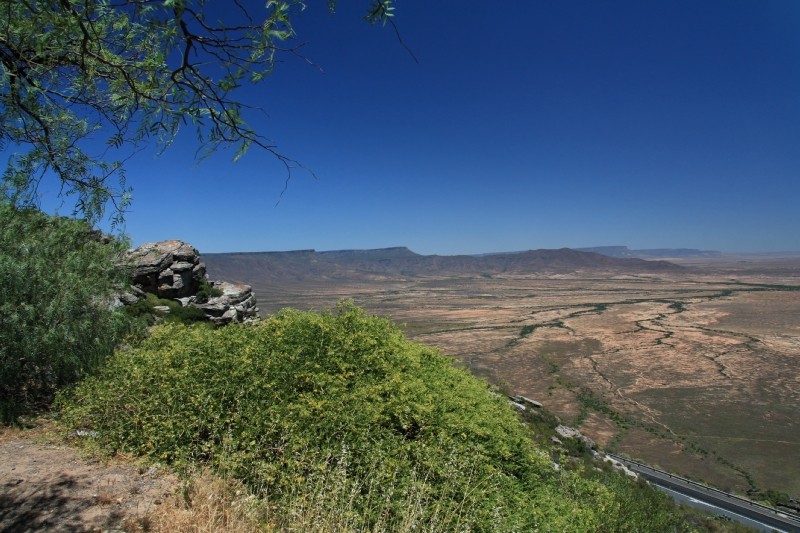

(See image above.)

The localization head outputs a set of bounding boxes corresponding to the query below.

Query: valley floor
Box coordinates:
[242,262,800,502]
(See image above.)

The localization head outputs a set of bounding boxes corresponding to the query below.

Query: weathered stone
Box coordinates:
[127,240,205,299]
[233,295,257,313]
[517,396,543,409]
[171,261,194,272]
[210,308,239,326]
[509,401,526,412]
[158,272,186,298]
[128,285,146,299]
[196,280,259,324]
[176,296,196,307]
[242,311,261,324]
[124,239,259,325]
[211,281,253,305]
[555,425,596,450]
[171,244,197,262]
[603,456,638,478]
[555,425,581,440]
[195,302,228,317]
[175,270,192,292]
[118,292,140,306]
[192,262,207,277]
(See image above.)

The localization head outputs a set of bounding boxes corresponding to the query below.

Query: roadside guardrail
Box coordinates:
[606,452,800,532]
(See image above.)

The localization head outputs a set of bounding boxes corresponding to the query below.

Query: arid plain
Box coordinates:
[207,252,800,502]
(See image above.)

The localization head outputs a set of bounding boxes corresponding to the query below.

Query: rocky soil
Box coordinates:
[0,422,176,533]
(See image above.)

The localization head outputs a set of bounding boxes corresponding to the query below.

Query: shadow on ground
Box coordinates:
[1,471,126,532]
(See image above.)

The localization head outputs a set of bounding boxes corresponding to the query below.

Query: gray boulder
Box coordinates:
[195,281,259,325]
[127,240,206,299]
[555,425,596,450]
[124,240,259,325]
[509,395,543,409]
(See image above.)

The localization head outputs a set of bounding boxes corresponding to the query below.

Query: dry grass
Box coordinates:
[131,454,486,533]
[129,470,262,533]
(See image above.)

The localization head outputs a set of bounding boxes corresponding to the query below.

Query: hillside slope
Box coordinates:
[58,305,690,531]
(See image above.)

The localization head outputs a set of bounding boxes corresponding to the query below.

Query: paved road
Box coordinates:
[606,453,800,533]
[658,485,787,533]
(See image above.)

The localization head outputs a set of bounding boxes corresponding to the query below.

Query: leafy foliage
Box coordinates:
[0,201,139,423]
[60,302,690,531]
[195,279,223,303]
[122,293,209,326]
[0,0,396,223]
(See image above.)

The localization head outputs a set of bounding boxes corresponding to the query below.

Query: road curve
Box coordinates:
[606,453,800,533]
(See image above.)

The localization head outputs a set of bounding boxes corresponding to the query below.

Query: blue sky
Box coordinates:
[48,1,800,254]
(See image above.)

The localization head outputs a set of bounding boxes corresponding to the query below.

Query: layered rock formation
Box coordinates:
[193,281,259,326]
[128,240,206,299]
[125,240,258,325]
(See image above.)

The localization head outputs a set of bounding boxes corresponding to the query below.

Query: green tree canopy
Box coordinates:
[0,0,396,223]
[0,200,137,423]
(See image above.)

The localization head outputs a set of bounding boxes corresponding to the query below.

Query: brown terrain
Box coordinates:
[0,422,176,532]
[205,247,800,501]
[2,248,797,531]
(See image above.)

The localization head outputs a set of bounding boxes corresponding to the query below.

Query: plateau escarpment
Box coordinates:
[203,246,682,284]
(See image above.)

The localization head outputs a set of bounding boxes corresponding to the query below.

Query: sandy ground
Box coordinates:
[0,422,176,533]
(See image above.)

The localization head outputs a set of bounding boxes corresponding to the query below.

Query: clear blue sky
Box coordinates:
[58,1,800,254]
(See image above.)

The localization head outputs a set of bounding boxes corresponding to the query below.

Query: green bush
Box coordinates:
[60,303,689,531]
[123,293,209,325]
[166,302,209,324]
[0,202,139,423]
[195,279,223,303]
[121,293,161,323]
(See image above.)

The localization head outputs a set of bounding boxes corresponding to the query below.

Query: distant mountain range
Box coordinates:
[203,247,681,284]
[575,246,723,258]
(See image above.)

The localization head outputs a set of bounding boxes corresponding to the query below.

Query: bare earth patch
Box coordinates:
[0,423,176,533]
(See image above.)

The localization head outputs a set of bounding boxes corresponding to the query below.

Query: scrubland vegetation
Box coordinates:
[0,203,139,423]
[58,304,688,531]
[1,202,732,531]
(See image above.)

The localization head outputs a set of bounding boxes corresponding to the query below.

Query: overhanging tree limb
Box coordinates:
[0,0,398,223]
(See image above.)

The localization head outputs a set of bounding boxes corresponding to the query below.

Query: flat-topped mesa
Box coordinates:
[125,240,258,325]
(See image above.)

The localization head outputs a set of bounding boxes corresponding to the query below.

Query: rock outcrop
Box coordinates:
[127,240,206,299]
[602,456,638,478]
[125,240,259,325]
[193,281,259,326]
[510,395,543,409]
[555,424,597,451]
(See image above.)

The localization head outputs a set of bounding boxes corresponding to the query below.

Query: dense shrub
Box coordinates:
[123,293,209,325]
[60,303,688,531]
[0,202,139,423]
[195,279,223,303]
[166,303,209,323]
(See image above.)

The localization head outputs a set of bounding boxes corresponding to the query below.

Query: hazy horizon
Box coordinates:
[21,1,800,256]
[199,243,800,257]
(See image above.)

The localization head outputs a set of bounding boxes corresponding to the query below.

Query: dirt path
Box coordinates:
[0,422,176,533]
